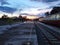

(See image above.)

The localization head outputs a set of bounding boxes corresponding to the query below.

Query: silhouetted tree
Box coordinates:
[45,12,50,16]
[19,15,22,19]
[50,7,60,14]
[19,15,23,21]
[2,14,8,18]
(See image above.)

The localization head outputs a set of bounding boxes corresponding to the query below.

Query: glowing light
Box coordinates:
[26,15,38,19]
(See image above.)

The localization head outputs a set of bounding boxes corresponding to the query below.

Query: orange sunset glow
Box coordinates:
[26,15,38,19]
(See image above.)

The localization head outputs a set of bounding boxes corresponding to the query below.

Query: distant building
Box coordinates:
[50,13,60,20]
[44,13,60,20]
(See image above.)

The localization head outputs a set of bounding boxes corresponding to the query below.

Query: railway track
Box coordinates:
[34,22,60,45]
[0,22,38,45]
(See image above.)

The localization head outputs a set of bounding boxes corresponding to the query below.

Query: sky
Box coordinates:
[3,0,60,9]
[0,0,60,17]
[4,0,49,9]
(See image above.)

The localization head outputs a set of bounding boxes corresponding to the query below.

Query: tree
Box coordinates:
[50,7,60,14]
[19,15,22,19]
[2,14,8,18]
[19,15,23,22]
[45,12,50,16]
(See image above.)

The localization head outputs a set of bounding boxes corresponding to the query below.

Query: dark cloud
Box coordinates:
[30,0,40,2]
[58,3,60,5]
[0,0,10,5]
[30,0,58,2]
[0,6,16,13]
[42,0,58,2]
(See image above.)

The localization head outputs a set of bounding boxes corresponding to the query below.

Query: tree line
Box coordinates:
[45,7,60,16]
[0,14,27,25]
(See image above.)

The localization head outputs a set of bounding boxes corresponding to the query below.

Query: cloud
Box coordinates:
[30,0,58,2]
[20,8,52,15]
[47,0,60,8]
[0,0,60,17]
[43,0,58,2]
[0,0,10,5]
[0,0,60,9]
[30,0,60,8]
[3,0,49,9]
